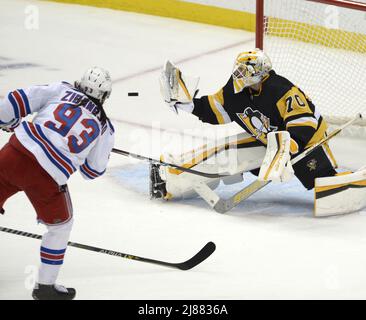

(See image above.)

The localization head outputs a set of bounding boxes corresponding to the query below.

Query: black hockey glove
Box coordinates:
[1,118,21,132]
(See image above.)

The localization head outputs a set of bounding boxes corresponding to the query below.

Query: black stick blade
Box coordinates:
[175,242,216,271]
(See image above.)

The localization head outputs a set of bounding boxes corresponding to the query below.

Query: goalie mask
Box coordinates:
[75,67,112,104]
[232,50,272,94]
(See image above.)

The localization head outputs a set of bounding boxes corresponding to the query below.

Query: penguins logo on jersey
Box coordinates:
[236,107,278,145]
[307,159,318,171]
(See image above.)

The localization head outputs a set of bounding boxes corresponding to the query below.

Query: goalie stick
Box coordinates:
[112,148,230,179]
[0,226,216,271]
[195,113,363,214]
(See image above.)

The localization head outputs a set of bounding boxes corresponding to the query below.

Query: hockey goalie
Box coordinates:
[153,49,366,217]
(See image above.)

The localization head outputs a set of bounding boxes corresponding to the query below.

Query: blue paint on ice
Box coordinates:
[110,163,314,216]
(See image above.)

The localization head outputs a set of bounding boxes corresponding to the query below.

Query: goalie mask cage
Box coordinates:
[255,0,366,130]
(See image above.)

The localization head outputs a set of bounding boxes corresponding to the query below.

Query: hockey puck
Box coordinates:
[128,92,139,97]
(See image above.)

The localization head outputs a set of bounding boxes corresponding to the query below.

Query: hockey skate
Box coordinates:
[32,283,76,300]
[149,163,167,199]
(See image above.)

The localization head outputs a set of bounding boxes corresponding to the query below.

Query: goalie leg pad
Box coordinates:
[314,168,366,217]
[160,133,266,200]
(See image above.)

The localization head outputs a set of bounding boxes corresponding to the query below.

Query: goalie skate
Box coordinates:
[149,163,168,199]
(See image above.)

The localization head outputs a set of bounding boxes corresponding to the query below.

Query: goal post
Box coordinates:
[255,0,366,129]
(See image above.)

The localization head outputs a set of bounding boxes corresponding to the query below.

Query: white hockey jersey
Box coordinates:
[0,82,115,186]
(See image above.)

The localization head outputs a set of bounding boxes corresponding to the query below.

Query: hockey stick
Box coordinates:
[201,113,363,214]
[112,148,229,179]
[0,226,216,271]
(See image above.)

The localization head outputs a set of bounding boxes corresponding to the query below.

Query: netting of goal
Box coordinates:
[256,0,366,133]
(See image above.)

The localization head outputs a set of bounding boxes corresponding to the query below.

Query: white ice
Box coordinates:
[0,0,366,300]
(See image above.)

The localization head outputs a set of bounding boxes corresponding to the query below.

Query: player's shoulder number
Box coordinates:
[285,91,307,113]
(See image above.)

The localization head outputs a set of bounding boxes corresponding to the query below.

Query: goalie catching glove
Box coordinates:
[159,60,200,114]
[258,131,294,183]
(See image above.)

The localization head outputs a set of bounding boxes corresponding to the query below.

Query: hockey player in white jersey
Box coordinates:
[0,67,115,300]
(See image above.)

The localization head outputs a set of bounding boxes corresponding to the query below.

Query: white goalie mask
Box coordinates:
[76,67,112,104]
[232,49,272,93]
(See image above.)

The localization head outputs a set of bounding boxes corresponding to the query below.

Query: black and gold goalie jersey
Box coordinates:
[192,70,328,155]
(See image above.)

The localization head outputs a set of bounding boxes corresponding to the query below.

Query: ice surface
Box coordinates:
[0,0,366,300]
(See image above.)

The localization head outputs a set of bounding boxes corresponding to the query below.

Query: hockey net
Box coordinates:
[256,0,366,136]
